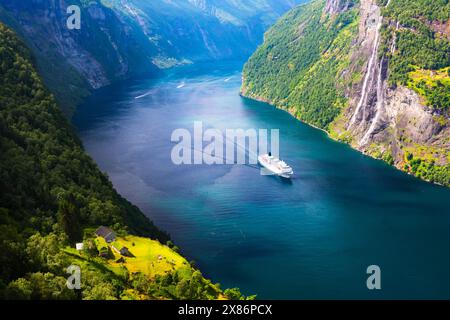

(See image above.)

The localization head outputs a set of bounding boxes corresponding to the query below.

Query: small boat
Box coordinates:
[177,82,185,89]
[258,153,294,179]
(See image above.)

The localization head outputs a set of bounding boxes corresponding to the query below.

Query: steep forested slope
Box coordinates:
[0,21,166,240]
[0,20,161,292]
[0,0,304,116]
[0,23,248,300]
[379,0,449,112]
[242,0,450,186]
[242,0,359,128]
[0,0,160,115]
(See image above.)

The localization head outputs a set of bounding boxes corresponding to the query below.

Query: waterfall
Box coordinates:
[360,56,384,145]
[390,21,400,54]
[348,0,393,130]
[348,18,383,128]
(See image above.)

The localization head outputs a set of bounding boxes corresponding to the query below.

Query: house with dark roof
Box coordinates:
[112,245,134,257]
[95,226,116,243]
[119,247,133,257]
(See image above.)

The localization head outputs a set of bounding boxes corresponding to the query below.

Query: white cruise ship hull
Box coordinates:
[258,155,294,179]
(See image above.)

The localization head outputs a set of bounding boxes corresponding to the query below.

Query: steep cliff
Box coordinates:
[0,0,160,115]
[0,0,304,116]
[242,0,450,186]
[1,22,249,301]
[324,0,354,15]
[0,21,167,289]
[339,0,450,186]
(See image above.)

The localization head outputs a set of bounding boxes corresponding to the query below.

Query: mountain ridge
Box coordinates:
[0,0,305,116]
[242,0,450,186]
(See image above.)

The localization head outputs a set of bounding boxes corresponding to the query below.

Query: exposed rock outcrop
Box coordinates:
[0,0,158,114]
[341,0,449,176]
[324,0,354,15]
[0,0,303,115]
[242,0,449,185]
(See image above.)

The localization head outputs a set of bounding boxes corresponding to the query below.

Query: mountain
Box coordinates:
[0,22,250,300]
[242,0,450,186]
[0,0,304,116]
[113,0,303,62]
[0,0,160,115]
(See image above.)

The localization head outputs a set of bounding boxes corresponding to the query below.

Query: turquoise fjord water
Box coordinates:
[74,61,450,299]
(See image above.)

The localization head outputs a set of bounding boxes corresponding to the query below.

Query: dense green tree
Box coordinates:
[6,273,77,300]
[0,23,169,299]
[82,239,99,258]
[242,0,359,130]
[0,22,169,241]
[224,288,245,300]
[0,222,27,284]
[57,194,82,245]
[379,0,450,113]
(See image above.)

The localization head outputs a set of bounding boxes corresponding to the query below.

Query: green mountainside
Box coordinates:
[0,23,248,300]
[242,0,450,186]
[242,0,359,129]
[379,0,450,112]
[0,0,160,115]
[0,0,304,116]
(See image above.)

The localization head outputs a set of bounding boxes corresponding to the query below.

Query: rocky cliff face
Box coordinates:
[0,0,159,115]
[324,0,353,15]
[0,0,304,116]
[116,0,305,61]
[242,0,450,186]
[336,0,449,180]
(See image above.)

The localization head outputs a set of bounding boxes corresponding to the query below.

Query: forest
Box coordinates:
[242,0,449,186]
[379,0,450,113]
[0,23,248,300]
[242,0,360,130]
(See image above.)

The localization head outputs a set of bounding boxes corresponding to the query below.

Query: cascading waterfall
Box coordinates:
[390,21,400,54]
[348,18,383,128]
[360,56,384,145]
[348,0,392,130]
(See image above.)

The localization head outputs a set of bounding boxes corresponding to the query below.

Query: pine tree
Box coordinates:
[57,194,82,245]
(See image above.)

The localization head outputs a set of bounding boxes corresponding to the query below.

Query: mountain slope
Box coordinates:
[0,17,167,272]
[0,0,161,115]
[0,22,242,300]
[117,0,304,61]
[0,0,304,116]
[242,0,450,186]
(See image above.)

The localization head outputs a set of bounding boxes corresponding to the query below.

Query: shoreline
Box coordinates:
[239,89,448,189]
[239,91,330,135]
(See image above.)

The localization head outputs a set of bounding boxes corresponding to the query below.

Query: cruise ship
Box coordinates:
[258,153,294,179]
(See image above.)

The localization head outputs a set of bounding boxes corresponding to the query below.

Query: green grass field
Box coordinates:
[65,235,192,281]
[107,235,190,279]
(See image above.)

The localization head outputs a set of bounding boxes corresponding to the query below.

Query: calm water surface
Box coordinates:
[74,62,450,299]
